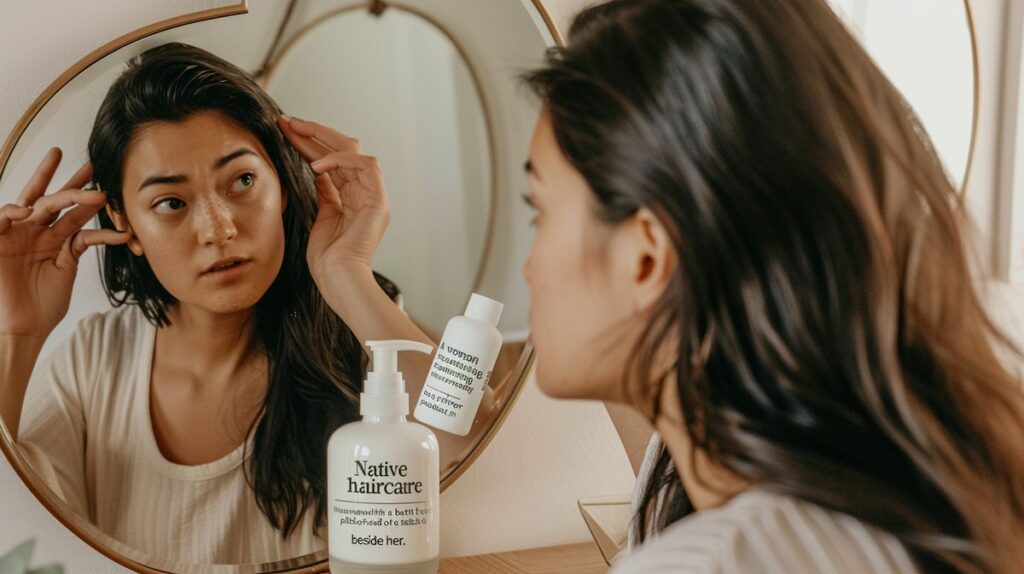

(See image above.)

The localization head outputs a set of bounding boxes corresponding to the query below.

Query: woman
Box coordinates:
[520,0,1024,573]
[0,43,435,564]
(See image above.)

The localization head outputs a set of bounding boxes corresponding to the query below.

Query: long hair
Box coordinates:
[525,1,1024,572]
[88,42,399,538]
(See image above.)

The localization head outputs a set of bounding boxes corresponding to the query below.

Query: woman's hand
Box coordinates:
[276,116,390,282]
[0,148,130,339]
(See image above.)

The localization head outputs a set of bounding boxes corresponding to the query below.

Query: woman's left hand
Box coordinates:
[277,115,389,280]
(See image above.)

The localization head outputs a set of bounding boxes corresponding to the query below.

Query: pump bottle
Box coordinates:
[328,340,440,574]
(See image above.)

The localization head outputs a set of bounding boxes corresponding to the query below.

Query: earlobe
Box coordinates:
[104,204,144,256]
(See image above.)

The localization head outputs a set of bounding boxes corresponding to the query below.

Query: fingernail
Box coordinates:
[280,114,291,122]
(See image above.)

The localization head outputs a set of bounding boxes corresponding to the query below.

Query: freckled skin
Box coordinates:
[110,111,287,313]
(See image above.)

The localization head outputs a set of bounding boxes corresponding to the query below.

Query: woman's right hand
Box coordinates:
[0,148,130,339]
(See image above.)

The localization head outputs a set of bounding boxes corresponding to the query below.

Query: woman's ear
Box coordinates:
[105,204,144,256]
[626,207,677,313]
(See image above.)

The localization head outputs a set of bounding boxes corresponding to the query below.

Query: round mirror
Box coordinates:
[0,0,559,572]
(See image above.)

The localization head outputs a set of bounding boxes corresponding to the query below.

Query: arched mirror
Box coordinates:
[0,0,559,572]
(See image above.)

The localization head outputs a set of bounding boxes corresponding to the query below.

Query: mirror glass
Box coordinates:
[828,0,976,187]
[0,0,555,571]
[263,7,493,337]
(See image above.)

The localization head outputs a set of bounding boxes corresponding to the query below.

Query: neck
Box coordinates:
[654,376,753,511]
[160,303,259,379]
[363,414,406,423]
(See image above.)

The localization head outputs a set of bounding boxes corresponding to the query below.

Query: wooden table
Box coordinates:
[439,542,609,573]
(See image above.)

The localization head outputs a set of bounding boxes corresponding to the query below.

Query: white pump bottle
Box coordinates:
[328,340,440,574]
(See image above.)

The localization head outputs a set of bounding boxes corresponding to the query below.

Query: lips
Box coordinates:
[202,257,251,275]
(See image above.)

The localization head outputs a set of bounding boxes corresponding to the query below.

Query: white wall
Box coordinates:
[1,0,1022,572]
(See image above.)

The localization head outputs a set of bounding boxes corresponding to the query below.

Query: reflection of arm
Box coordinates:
[0,334,45,443]
[320,262,435,388]
[10,322,94,518]
[319,263,495,455]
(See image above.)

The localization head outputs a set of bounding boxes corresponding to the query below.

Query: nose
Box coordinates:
[194,195,237,246]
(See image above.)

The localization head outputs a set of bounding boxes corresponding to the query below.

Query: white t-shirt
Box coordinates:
[615,485,919,574]
[16,305,325,565]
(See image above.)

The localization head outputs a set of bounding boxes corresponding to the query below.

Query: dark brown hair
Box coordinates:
[525,1,1024,572]
[88,42,399,539]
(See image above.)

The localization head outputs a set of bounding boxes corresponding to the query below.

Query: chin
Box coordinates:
[534,361,601,400]
[196,285,269,315]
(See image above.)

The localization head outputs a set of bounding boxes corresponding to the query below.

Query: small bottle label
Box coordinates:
[417,341,497,422]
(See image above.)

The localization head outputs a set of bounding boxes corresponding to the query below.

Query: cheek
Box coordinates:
[254,194,287,266]
[135,228,193,295]
[528,220,642,403]
[528,226,614,397]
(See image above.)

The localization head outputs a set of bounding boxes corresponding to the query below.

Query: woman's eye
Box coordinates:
[153,197,186,214]
[231,172,256,193]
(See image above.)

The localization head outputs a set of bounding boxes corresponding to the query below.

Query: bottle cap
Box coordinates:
[464,293,503,326]
[361,339,433,417]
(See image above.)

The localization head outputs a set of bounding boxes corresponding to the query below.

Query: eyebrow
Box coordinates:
[524,159,541,181]
[137,148,258,193]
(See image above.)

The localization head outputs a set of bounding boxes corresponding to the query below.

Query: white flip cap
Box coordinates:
[464,293,503,326]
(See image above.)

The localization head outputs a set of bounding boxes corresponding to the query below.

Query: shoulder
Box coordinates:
[67,305,145,350]
[27,306,148,422]
[613,488,919,574]
[42,306,148,375]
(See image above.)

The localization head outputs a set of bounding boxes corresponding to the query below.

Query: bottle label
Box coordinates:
[418,341,496,421]
[329,455,437,564]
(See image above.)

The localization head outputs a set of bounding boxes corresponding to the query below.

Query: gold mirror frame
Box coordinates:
[0,0,977,572]
[0,1,563,572]
[962,0,980,193]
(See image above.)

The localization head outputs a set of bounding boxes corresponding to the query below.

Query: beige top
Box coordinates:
[16,305,324,565]
[616,484,919,574]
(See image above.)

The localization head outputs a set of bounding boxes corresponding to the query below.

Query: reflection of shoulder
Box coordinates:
[34,305,149,414]
[69,305,146,356]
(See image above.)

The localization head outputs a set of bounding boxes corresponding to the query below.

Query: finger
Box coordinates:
[0,204,34,234]
[278,116,332,162]
[16,148,62,207]
[313,173,343,211]
[283,116,360,153]
[56,228,131,271]
[310,152,379,175]
[51,200,108,241]
[311,153,384,190]
[59,161,93,192]
[25,189,105,226]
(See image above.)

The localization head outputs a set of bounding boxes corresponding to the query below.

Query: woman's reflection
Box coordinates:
[0,42,440,565]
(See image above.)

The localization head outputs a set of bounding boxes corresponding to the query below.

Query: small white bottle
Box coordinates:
[414,293,503,436]
[328,340,440,574]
